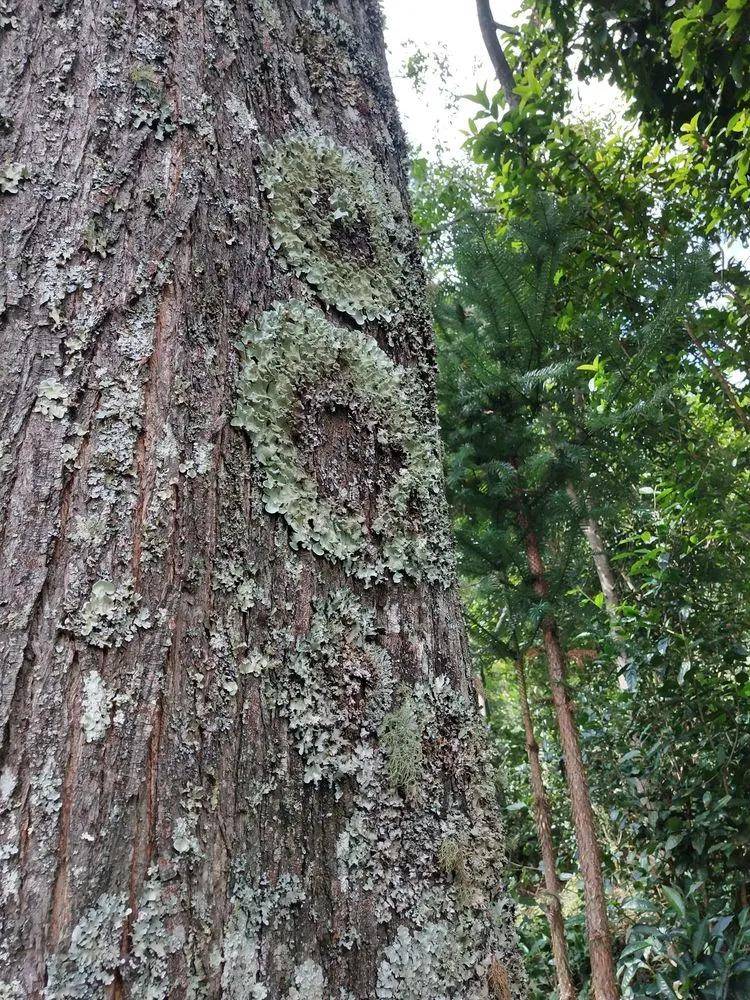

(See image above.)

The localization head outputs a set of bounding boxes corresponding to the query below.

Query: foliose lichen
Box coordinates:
[374,900,514,1000]
[274,589,393,786]
[34,378,69,420]
[66,578,152,648]
[44,894,129,998]
[129,868,183,999]
[232,299,452,584]
[285,958,325,999]
[259,131,407,324]
[172,815,201,857]
[220,873,305,998]
[31,755,62,818]
[0,162,27,194]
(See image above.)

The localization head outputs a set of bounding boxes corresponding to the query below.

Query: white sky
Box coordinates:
[381,0,623,154]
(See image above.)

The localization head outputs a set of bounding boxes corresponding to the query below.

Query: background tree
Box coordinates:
[414,114,750,992]
[483,0,750,233]
[0,2,527,996]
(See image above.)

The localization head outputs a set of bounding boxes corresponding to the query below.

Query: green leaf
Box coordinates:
[663,885,687,920]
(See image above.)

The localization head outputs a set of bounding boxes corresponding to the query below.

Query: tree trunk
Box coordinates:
[516,508,620,1000]
[565,483,630,690]
[0,3,526,997]
[514,655,577,1000]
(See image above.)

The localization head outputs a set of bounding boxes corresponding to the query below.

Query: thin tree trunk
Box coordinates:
[566,483,630,689]
[514,654,578,1000]
[0,4,526,997]
[516,506,620,1000]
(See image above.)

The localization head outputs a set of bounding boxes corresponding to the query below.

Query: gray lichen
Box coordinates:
[66,578,152,648]
[275,589,393,786]
[31,756,62,818]
[129,868,183,1000]
[379,692,424,795]
[232,299,452,584]
[375,902,508,1000]
[80,670,113,743]
[172,815,201,857]
[259,132,407,324]
[0,162,27,194]
[34,378,69,420]
[220,873,305,998]
[44,894,129,998]
[285,959,326,1000]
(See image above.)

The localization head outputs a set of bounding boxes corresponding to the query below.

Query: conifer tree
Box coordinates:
[435,198,714,999]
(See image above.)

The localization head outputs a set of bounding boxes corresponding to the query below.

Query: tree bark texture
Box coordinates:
[517,511,619,1000]
[0,2,526,997]
[513,656,576,1000]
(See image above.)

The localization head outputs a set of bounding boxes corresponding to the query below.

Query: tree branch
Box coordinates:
[476,0,520,109]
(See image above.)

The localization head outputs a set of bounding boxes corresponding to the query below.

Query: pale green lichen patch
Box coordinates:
[220,873,305,997]
[250,596,523,992]
[179,440,213,478]
[259,132,407,324]
[329,669,526,995]
[379,692,424,795]
[0,162,27,194]
[129,868,183,999]
[0,766,16,804]
[376,906,498,1000]
[286,958,326,999]
[44,894,129,999]
[232,299,452,584]
[299,2,382,110]
[239,648,273,677]
[34,378,69,420]
[66,579,152,648]
[80,670,113,743]
[272,589,393,787]
[31,755,62,818]
[172,816,201,857]
[213,559,260,611]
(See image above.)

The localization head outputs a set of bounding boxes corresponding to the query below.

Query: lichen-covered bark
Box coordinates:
[0,1,526,996]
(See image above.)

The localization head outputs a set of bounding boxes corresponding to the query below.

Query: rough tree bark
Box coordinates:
[513,656,577,1000]
[516,506,620,1000]
[0,2,526,997]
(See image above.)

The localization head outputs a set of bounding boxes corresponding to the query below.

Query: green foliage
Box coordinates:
[475,0,750,234]
[618,895,750,998]
[413,131,750,998]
